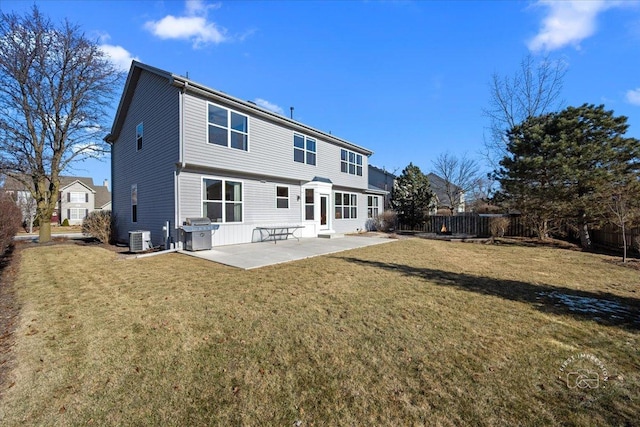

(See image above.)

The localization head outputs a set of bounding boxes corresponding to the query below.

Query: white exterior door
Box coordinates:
[320,194,330,230]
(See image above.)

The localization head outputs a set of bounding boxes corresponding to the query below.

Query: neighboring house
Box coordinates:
[2,175,111,225]
[58,177,96,225]
[427,173,465,215]
[368,165,396,209]
[105,61,385,248]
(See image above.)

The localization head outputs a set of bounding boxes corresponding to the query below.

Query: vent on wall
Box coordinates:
[129,230,151,252]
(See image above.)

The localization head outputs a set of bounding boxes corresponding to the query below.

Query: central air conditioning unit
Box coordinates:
[129,230,151,252]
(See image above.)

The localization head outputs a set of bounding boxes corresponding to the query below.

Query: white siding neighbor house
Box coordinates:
[106,61,384,248]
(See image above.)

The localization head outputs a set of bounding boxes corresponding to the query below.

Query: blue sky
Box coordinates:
[3,0,640,185]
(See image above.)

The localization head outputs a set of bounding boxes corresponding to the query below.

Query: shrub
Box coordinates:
[373,210,397,232]
[82,210,114,244]
[489,216,510,240]
[0,192,22,255]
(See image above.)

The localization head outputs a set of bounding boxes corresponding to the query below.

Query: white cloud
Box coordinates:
[144,0,227,48]
[528,0,617,52]
[626,88,640,106]
[254,98,284,115]
[99,44,139,72]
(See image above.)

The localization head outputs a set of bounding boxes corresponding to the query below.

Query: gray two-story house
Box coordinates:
[106,62,384,247]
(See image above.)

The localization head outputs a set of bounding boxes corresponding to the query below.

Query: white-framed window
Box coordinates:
[207,103,249,151]
[69,192,86,203]
[294,134,316,165]
[131,184,138,223]
[136,122,143,150]
[340,149,363,176]
[334,192,358,219]
[304,188,314,220]
[276,185,289,209]
[202,177,243,223]
[368,195,380,218]
[68,208,88,221]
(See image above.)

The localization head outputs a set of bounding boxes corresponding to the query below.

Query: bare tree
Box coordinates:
[483,54,566,165]
[0,6,121,243]
[603,180,640,263]
[431,152,481,215]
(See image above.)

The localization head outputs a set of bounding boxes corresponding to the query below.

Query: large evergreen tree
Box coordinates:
[494,104,640,247]
[391,163,434,228]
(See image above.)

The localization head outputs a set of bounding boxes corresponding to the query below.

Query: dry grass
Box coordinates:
[1,238,638,426]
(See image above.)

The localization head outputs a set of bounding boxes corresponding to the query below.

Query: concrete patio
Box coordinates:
[177,233,396,269]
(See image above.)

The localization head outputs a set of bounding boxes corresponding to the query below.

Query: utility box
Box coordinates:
[129,230,151,252]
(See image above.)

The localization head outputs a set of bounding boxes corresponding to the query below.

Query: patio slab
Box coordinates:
[177,234,396,269]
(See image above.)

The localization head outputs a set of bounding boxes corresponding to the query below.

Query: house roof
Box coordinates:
[59,176,96,193]
[94,186,111,209]
[427,173,463,207]
[105,61,373,156]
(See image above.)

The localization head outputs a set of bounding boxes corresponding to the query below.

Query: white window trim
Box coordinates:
[293,133,317,166]
[69,208,87,221]
[334,191,358,220]
[368,195,380,219]
[206,102,250,152]
[69,192,86,203]
[275,185,290,209]
[201,176,245,224]
[340,149,363,176]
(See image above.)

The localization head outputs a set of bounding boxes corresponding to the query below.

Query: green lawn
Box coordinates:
[1,238,638,426]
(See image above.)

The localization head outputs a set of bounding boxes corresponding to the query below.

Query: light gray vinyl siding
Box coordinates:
[331,191,370,234]
[182,92,369,190]
[178,171,302,224]
[111,70,180,246]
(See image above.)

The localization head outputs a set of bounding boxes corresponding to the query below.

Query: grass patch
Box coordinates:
[1,239,638,425]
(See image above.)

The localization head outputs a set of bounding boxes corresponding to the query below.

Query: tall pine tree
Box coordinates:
[391,163,434,228]
[495,104,640,247]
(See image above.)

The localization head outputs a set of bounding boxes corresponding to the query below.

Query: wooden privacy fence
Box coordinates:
[397,215,536,238]
[398,216,639,252]
[591,225,640,250]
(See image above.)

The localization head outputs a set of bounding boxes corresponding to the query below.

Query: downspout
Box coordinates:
[175,81,188,247]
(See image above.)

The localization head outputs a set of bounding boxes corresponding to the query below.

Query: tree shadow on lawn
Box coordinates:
[339,257,640,332]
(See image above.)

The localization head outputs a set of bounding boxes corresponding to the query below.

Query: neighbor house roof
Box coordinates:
[59,176,96,193]
[105,61,373,156]
[94,186,111,209]
[428,173,463,208]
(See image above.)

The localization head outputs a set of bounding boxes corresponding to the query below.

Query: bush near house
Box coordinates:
[0,191,21,255]
[373,210,397,232]
[82,210,114,244]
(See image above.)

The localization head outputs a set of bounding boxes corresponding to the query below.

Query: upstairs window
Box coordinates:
[208,103,249,151]
[340,149,363,176]
[136,122,143,150]
[294,134,316,165]
[69,192,87,203]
